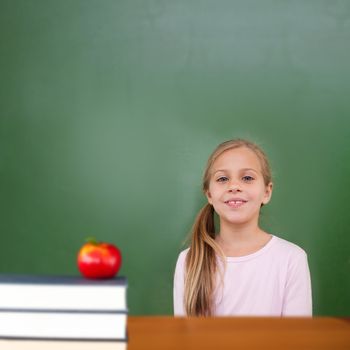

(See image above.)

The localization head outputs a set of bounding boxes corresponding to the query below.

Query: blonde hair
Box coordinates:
[184,138,273,316]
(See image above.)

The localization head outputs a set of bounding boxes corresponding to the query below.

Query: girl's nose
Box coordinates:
[228,181,241,192]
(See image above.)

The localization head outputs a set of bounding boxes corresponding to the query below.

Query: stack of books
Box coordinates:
[0,274,127,349]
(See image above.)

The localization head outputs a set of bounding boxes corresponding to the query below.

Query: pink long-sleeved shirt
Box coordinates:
[173,235,312,316]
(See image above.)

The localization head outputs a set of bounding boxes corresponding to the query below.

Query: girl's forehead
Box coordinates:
[211,147,262,172]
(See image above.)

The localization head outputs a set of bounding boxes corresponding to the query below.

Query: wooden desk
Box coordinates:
[128,316,350,350]
[1,317,349,349]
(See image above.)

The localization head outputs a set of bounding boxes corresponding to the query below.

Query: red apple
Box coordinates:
[77,239,122,279]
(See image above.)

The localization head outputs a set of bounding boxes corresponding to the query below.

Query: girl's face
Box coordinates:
[205,147,273,227]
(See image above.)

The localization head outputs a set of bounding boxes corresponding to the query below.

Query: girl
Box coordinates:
[173,139,312,317]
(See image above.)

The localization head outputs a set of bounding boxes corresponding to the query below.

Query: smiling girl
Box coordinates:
[173,139,312,317]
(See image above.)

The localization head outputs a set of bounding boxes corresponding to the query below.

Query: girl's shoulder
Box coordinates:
[176,247,190,261]
[174,248,190,275]
[272,234,308,258]
[175,236,308,265]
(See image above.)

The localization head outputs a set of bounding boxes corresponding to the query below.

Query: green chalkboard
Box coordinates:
[1,0,349,315]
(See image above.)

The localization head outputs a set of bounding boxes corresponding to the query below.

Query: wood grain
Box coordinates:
[127,316,350,350]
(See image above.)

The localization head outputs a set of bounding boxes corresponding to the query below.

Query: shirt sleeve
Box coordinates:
[282,249,313,316]
[173,250,187,316]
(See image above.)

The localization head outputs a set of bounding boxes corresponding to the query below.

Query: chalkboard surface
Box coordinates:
[1,0,349,315]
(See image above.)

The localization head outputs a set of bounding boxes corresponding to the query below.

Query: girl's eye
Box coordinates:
[217,176,228,182]
[242,176,254,182]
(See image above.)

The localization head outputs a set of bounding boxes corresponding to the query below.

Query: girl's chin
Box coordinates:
[222,217,250,225]
[220,214,259,226]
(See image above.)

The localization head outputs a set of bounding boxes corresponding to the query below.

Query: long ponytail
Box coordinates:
[184,203,224,316]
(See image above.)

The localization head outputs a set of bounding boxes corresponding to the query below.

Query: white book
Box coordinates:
[0,310,127,341]
[0,339,126,350]
[0,275,127,312]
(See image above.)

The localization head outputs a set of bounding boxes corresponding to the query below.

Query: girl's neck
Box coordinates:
[215,220,270,251]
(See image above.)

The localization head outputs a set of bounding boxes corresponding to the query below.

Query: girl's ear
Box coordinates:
[262,182,273,205]
[205,190,213,205]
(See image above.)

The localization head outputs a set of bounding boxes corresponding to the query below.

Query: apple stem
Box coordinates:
[86,237,99,245]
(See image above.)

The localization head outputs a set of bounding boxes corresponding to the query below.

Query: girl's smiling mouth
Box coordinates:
[225,199,248,208]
